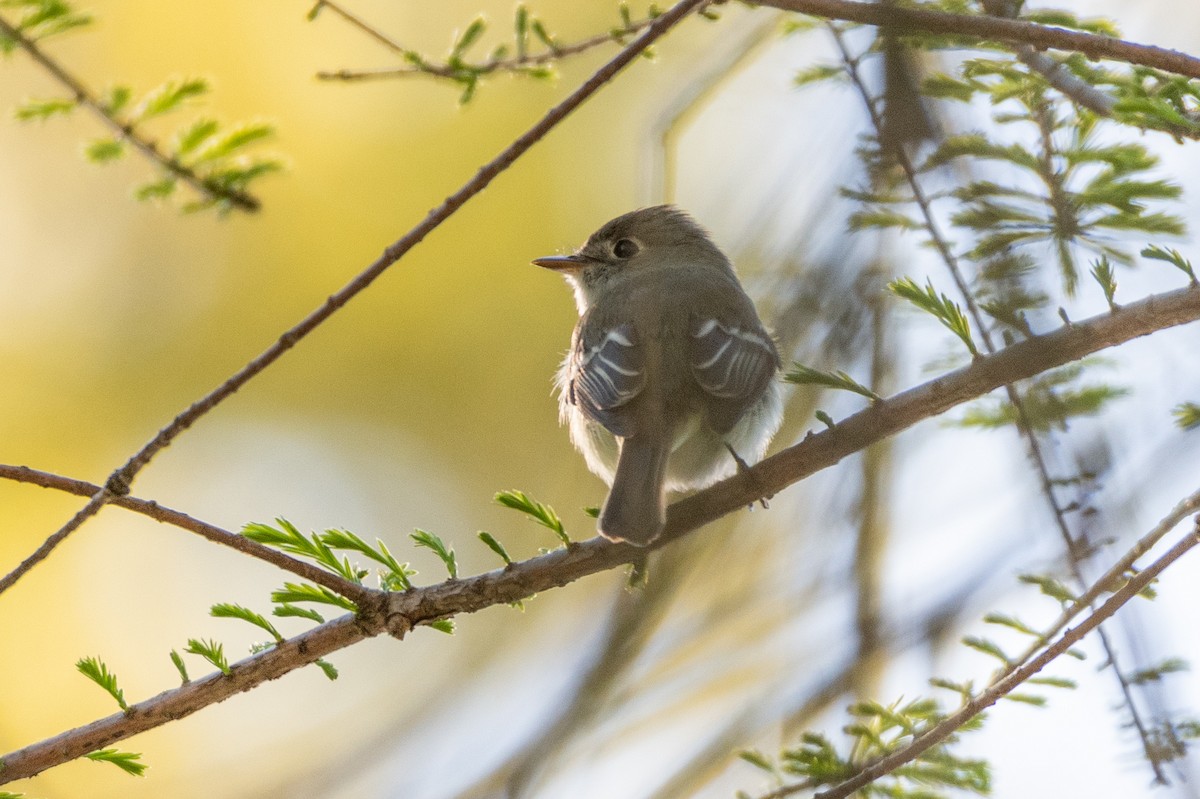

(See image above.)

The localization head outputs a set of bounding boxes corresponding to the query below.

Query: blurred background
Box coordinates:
[2,1,1200,797]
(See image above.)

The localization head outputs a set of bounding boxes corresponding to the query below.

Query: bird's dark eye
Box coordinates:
[613,238,639,259]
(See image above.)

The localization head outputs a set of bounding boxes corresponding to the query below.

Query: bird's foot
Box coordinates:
[724,443,771,511]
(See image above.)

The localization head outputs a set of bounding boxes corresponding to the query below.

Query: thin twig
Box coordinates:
[0,464,375,605]
[0,13,260,212]
[1,284,1198,784]
[1010,486,1200,668]
[308,0,407,54]
[755,0,1200,79]
[0,0,710,600]
[315,7,661,83]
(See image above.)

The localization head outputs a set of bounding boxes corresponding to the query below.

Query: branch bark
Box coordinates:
[3,283,1197,784]
[754,0,1200,79]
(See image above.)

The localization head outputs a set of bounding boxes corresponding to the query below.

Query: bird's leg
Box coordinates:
[724,443,771,510]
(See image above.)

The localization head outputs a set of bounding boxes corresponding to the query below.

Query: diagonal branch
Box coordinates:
[0,0,710,600]
[0,465,373,605]
[0,613,380,784]
[807,517,1200,799]
[3,283,1196,784]
[0,13,261,212]
[754,0,1200,79]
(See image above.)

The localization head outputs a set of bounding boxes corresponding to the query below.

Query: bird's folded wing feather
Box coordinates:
[690,318,779,434]
[569,323,645,437]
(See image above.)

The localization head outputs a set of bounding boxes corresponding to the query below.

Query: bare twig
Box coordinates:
[1,284,1198,784]
[314,5,662,83]
[308,0,407,54]
[755,0,1200,79]
[0,464,375,605]
[0,13,261,211]
[0,0,710,599]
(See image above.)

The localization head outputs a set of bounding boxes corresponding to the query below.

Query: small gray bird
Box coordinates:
[534,206,783,546]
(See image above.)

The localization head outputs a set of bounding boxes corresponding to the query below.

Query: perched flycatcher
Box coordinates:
[534,206,783,546]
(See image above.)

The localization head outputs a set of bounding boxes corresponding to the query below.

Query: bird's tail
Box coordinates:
[599,433,669,546]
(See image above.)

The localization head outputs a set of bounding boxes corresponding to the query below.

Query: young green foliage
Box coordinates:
[133,76,208,120]
[738,749,779,777]
[962,636,1012,666]
[1127,658,1189,686]
[428,619,456,635]
[766,699,990,798]
[495,489,571,545]
[1142,245,1198,283]
[888,277,979,356]
[274,603,326,623]
[916,61,1187,296]
[244,518,415,592]
[13,96,75,120]
[982,612,1042,639]
[0,0,92,49]
[313,659,339,681]
[958,362,1127,433]
[1090,256,1118,309]
[1018,573,1078,605]
[1173,402,1200,430]
[3,9,279,214]
[211,602,284,643]
[169,649,190,684]
[84,748,147,777]
[84,138,124,162]
[785,364,881,400]
[75,656,128,712]
[271,582,358,613]
[243,519,364,583]
[184,638,230,675]
[411,529,458,579]
[477,531,513,566]
[321,527,415,590]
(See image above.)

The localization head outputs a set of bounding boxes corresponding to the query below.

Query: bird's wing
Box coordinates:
[689,317,779,434]
[568,322,645,437]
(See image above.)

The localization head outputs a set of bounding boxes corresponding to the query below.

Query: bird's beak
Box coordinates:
[532,254,589,272]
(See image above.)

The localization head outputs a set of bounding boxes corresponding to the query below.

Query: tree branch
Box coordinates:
[667,284,1200,545]
[754,0,1200,79]
[0,465,373,605]
[4,284,1195,784]
[0,0,710,599]
[0,12,261,212]
[0,613,383,783]
[807,517,1200,799]
[315,8,662,83]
